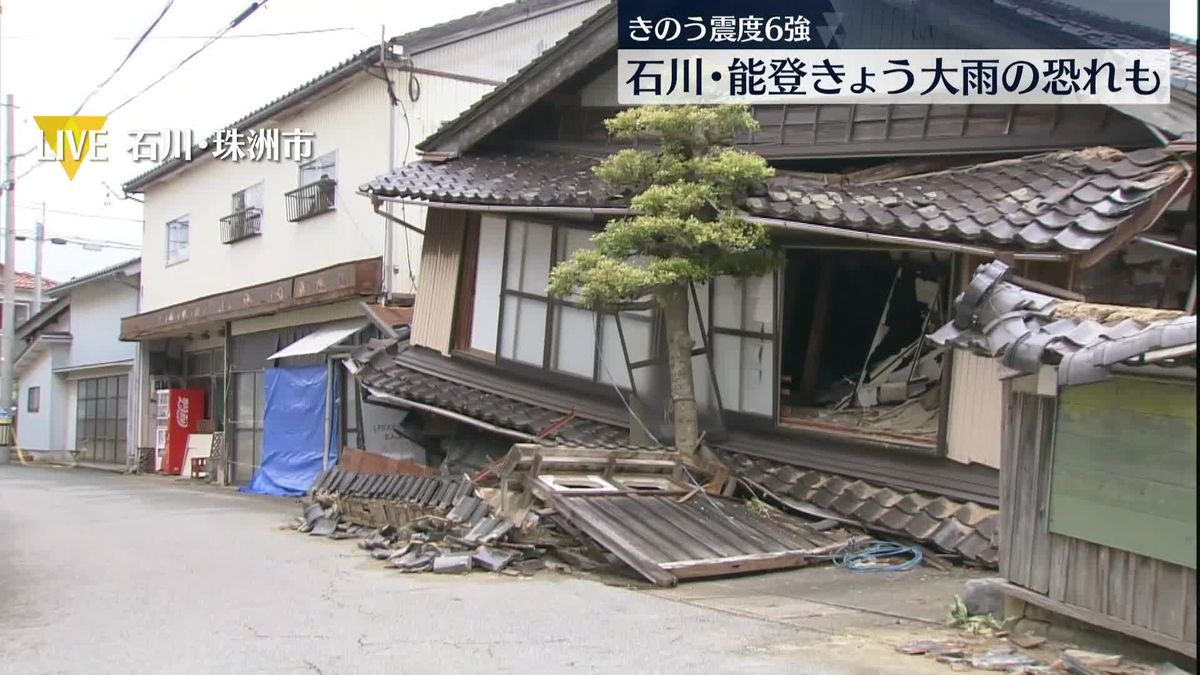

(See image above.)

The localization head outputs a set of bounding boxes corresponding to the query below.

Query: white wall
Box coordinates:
[140,74,393,311]
[579,65,619,107]
[138,1,609,313]
[62,278,139,369]
[17,348,55,451]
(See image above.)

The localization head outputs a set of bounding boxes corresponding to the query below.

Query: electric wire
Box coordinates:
[10,0,176,170]
[104,1,269,117]
[15,0,272,181]
[16,204,143,223]
[806,539,925,572]
[73,0,176,115]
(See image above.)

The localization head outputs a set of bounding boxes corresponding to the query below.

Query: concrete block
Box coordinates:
[961,577,1006,619]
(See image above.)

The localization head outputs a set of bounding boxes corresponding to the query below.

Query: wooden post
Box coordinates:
[799,258,833,403]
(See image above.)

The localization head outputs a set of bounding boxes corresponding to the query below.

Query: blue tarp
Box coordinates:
[243,365,332,497]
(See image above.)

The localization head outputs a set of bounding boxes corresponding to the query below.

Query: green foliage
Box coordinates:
[593,149,686,192]
[692,148,773,199]
[744,497,769,516]
[944,595,1016,635]
[603,105,760,154]
[547,105,780,306]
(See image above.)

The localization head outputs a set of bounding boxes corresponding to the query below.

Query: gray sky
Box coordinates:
[1,0,1196,283]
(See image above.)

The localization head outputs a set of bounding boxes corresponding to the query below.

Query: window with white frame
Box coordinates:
[299,152,336,189]
[710,274,777,417]
[288,152,337,221]
[495,219,653,387]
[166,216,189,265]
[222,183,264,243]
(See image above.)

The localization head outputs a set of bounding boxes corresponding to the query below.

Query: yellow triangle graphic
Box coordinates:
[34,116,108,181]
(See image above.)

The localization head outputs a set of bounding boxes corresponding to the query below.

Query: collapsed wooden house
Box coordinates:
[932,260,1197,657]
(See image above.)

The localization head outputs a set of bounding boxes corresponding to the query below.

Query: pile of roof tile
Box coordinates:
[297,467,616,576]
[723,451,999,565]
[930,260,1197,385]
[296,443,872,585]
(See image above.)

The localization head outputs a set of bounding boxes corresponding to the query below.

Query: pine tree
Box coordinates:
[547,105,779,457]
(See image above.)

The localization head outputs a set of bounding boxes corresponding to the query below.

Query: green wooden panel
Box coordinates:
[1049,377,1197,569]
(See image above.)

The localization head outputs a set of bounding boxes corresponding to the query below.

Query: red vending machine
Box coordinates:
[154,388,205,475]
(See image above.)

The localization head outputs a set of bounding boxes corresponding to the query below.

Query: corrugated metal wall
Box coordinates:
[1001,389,1197,657]
[410,209,466,355]
[946,350,1003,469]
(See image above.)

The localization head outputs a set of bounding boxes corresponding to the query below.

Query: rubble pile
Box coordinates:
[296,443,857,586]
[813,338,945,438]
[296,466,617,576]
[897,638,1167,674]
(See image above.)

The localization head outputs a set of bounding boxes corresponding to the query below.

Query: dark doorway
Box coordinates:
[779,248,950,446]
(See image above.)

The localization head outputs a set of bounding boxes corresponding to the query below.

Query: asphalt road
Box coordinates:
[1,465,939,674]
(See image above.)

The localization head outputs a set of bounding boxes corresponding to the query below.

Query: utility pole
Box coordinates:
[1,92,16,464]
[33,204,45,312]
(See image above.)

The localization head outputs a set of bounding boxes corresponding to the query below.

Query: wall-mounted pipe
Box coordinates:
[372,198,425,235]
[1134,235,1197,257]
[744,214,1071,262]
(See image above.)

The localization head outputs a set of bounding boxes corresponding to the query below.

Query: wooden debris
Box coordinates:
[1060,649,1124,674]
[1009,633,1048,649]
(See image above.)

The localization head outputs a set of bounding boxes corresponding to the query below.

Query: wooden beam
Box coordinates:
[1078,173,1190,269]
[662,550,809,578]
[798,257,834,403]
[120,258,381,340]
[1000,581,1196,658]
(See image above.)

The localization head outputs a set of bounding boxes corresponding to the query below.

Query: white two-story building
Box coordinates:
[119,0,607,490]
[15,258,141,465]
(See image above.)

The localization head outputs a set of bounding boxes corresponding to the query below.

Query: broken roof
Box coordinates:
[414,4,1195,156]
[724,451,999,565]
[355,338,630,445]
[930,260,1197,385]
[362,146,1189,254]
[349,337,1000,564]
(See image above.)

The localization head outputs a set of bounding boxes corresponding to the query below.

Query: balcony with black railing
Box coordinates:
[219,207,263,244]
[285,178,336,222]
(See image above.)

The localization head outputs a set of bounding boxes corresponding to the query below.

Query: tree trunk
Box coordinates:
[658,283,699,457]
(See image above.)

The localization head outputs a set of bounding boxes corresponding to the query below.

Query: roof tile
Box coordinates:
[931,259,1196,385]
[362,147,1185,254]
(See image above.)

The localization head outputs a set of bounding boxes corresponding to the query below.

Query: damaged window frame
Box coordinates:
[454,214,964,455]
[774,243,956,454]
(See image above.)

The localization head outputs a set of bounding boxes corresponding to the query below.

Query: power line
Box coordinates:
[14,0,270,180]
[13,232,141,251]
[3,27,354,40]
[11,1,175,173]
[15,204,143,223]
[105,0,270,117]
[73,0,176,115]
